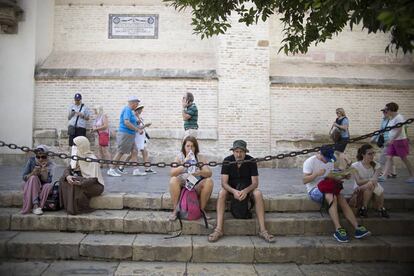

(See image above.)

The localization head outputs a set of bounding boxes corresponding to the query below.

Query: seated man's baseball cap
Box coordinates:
[320,145,336,162]
[74,93,82,100]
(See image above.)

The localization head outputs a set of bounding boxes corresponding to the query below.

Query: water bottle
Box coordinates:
[185,150,197,190]
[187,150,197,174]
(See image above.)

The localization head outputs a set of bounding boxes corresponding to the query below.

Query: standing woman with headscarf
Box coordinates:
[59,136,104,215]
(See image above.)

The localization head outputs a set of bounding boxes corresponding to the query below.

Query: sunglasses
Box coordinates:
[366,152,375,155]
[36,155,47,160]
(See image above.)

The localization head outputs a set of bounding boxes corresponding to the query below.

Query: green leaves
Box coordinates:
[164,0,414,54]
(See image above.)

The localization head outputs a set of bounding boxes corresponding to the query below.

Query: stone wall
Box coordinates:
[24,1,414,167]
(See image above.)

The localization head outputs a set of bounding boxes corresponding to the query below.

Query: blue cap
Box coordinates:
[320,145,336,162]
[74,93,82,100]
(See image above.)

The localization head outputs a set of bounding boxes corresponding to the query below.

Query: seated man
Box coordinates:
[303,145,371,243]
[208,140,275,243]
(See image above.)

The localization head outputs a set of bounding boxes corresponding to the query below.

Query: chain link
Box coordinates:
[1,118,412,168]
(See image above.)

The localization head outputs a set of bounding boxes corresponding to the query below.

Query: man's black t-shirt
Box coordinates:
[221,155,259,189]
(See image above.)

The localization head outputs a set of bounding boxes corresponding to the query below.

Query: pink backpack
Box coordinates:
[176,188,202,220]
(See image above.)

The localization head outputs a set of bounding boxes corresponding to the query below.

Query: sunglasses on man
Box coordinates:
[36,155,48,160]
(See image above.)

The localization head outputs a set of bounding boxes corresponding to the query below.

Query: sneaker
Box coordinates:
[378,207,390,218]
[377,175,386,182]
[32,207,43,215]
[333,227,349,243]
[107,168,121,177]
[358,206,368,218]
[133,169,147,176]
[145,168,157,174]
[354,225,371,239]
[388,173,397,178]
[116,167,128,174]
[406,177,414,184]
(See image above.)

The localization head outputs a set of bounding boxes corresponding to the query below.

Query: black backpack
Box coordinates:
[230,183,254,219]
[43,181,61,211]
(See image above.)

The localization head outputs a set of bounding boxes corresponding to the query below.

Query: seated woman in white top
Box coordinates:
[351,144,389,218]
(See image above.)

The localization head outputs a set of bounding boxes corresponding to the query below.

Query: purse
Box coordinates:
[68,104,84,136]
[98,131,110,146]
[377,120,389,148]
[330,127,341,143]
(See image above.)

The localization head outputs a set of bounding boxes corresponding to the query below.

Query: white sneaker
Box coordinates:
[32,207,43,215]
[133,169,147,176]
[107,168,121,177]
[116,167,128,174]
[145,168,157,174]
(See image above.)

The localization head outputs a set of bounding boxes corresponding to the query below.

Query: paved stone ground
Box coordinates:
[0,260,412,275]
[1,163,414,196]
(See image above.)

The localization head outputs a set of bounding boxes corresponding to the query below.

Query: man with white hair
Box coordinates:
[107,96,141,177]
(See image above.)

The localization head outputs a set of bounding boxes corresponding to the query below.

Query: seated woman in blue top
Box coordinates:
[21,145,54,215]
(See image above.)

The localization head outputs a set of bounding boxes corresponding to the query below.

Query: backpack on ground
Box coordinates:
[43,181,61,211]
[166,187,208,239]
[230,183,254,219]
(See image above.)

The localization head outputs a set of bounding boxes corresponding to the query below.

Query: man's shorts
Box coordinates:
[308,187,324,204]
[116,132,135,154]
[386,138,410,158]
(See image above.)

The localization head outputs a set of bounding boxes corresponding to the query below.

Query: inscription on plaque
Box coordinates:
[108,14,158,39]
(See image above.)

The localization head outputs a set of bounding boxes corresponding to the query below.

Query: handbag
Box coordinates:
[377,119,389,148]
[68,104,84,136]
[98,131,109,146]
[330,127,341,143]
[43,181,61,211]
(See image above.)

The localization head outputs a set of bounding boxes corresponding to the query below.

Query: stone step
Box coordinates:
[1,260,413,276]
[1,190,414,212]
[2,231,414,264]
[1,208,413,236]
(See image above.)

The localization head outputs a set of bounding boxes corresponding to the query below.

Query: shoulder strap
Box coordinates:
[74,104,84,128]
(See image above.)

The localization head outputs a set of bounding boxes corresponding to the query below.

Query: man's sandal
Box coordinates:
[258,230,276,243]
[208,228,223,243]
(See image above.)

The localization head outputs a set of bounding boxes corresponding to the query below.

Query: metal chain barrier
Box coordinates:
[0,118,413,168]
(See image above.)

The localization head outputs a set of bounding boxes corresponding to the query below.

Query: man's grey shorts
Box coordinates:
[116,132,135,154]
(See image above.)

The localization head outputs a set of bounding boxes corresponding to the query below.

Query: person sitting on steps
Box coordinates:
[208,140,275,243]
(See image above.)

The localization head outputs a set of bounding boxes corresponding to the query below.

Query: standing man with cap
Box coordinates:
[68,93,90,147]
[107,96,141,177]
[303,145,371,243]
[208,140,275,243]
[182,92,198,138]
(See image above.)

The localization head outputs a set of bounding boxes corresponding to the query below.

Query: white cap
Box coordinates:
[128,96,140,102]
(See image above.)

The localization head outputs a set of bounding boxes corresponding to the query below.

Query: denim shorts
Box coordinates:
[308,187,324,204]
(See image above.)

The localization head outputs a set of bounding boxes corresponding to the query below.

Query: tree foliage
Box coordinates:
[164,0,414,55]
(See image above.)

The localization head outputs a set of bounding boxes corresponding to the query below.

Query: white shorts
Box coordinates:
[135,131,146,151]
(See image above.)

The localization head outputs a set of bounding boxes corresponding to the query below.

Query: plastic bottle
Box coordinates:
[187,150,197,174]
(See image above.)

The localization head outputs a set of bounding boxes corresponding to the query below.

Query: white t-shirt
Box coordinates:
[351,161,379,189]
[303,155,334,193]
[388,114,406,141]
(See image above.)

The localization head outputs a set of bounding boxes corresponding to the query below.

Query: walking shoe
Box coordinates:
[406,177,414,184]
[32,207,43,215]
[333,227,349,243]
[354,225,371,239]
[133,169,147,176]
[388,173,397,178]
[145,168,157,174]
[116,167,128,174]
[358,206,368,218]
[378,207,390,218]
[107,168,121,177]
[377,175,386,182]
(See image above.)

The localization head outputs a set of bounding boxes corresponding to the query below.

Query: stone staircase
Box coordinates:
[1,191,414,268]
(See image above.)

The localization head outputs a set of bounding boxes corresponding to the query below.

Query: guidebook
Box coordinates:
[327,167,356,180]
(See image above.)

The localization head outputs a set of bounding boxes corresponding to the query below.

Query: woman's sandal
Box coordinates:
[258,230,276,243]
[208,228,223,243]
[168,212,177,221]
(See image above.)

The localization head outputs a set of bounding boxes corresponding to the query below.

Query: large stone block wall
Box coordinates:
[53,0,215,54]
[269,15,413,65]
